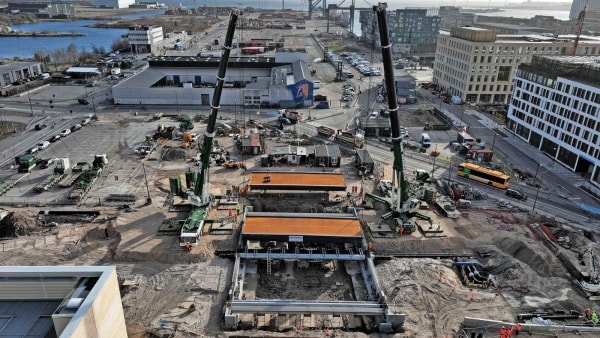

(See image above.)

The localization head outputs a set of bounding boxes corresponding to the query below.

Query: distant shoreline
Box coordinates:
[0,32,85,37]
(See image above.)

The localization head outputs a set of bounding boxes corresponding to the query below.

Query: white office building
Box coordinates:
[128,25,164,54]
[94,0,135,9]
[507,55,600,186]
[433,26,600,105]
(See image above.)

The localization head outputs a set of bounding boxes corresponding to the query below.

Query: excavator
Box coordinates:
[364,3,432,233]
[179,8,241,247]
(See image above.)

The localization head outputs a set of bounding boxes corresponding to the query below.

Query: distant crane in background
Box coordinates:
[573,4,588,55]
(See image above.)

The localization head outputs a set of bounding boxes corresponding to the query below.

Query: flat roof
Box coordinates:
[0,266,117,338]
[242,213,363,240]
[0,301,60,337]
[249,171,346,191]
[0,62,40,73]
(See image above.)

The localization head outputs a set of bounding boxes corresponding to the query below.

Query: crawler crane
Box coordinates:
[372,3,432,229]
[179,9,241,247]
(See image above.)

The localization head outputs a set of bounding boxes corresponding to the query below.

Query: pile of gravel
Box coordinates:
[161,147,188,161]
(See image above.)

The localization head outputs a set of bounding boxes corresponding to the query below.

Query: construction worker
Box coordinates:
[499,326,507,338]
[367,242,373,251]
[585,308,592,320]
[592,310,599,326]
[515,323,522,335]
[228,208,233,217]
[184,242,192,252]
[235,204,241,215]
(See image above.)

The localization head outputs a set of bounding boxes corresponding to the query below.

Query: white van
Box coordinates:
[420,133,431,148]
[36,141,50,150]
[313,80,321,89]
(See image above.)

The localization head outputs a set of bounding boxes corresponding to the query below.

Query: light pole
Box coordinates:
[458,109,466,130]
[532,165,550,212]
[142,162,152,204]
[27,92,34,116]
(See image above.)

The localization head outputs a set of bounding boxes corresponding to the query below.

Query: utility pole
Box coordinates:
[27,92,34,116]
[142,162,152,204]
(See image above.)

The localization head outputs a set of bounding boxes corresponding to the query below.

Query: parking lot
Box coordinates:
[0,114,165,206]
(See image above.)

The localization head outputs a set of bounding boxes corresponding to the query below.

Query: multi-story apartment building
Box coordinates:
[127,25,164,54]
[433,26,600,105]
[570,0,600,32]
[359,8,441,54]
[507,55,600,186]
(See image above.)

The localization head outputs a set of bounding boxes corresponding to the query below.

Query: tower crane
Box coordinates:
[573,4,587,55]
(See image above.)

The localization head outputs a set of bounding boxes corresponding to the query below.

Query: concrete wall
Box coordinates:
[69,269,127,338]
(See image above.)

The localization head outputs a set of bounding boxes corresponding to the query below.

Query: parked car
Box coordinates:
[59,129,71,137]
[77,98,89,105]
[48,135,61,143]
[81,118,91,126]
[315,101,329,109]
[506,188,527,201]
[35,124,47,131]
[70,124,82,132]
[36,141,50,150]
[40,158,55,169]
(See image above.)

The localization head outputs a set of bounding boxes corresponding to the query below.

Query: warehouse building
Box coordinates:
[433,26,600,105]
[112,55,317,107]
[507,55,600,187]
[0,62,45,88]
[0,266,127,337]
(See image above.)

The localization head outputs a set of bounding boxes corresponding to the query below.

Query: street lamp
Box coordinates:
[532,164,550,212]
[458,109,466,130]
[27,92,34,116]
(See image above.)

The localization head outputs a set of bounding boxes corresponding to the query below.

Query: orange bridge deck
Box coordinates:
[242,213,363,243]
[249,171,347,191]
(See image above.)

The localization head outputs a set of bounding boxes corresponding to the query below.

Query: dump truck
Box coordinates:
[336,130,364,149]
[316,126,336,138]
[18,155,36,173]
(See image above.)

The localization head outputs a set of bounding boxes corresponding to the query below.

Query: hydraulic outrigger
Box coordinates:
[373,3,432,228]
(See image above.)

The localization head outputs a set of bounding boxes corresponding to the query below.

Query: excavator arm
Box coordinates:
[190,8,241,206]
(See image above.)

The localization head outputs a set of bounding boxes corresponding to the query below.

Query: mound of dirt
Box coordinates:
[161,147,188,161]
[0,211,41,238]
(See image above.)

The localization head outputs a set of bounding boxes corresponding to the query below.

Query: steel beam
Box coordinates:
[231,300,385,315]
[239,252,365,260]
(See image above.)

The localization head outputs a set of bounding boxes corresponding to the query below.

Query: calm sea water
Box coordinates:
[0,1,569,59]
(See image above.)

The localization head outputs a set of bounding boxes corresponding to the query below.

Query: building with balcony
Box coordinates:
[432,26,600,105]
[359,8,441,54]
[127,25,164,54]
[507,55,600,186]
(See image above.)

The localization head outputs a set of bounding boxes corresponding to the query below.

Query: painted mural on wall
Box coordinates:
[287,79,312,105]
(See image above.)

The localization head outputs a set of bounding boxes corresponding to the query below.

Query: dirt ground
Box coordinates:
[0,155,598,338]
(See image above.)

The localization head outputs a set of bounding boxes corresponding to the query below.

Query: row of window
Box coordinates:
[468,84,512,92]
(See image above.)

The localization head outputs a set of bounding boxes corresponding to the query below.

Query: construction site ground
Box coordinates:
[0,12,599,338]
[0,112,598,337]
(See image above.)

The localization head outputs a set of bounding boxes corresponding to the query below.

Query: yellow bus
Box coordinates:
[456,162,510,189]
